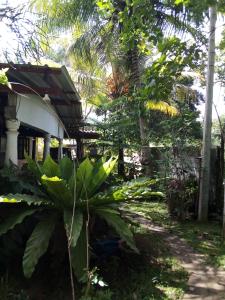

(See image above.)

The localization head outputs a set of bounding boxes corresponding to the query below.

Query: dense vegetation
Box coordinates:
[0,0,225,299]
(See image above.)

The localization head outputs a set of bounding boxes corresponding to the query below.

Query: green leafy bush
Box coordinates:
[0,155,139,282]
[90,177,165,205]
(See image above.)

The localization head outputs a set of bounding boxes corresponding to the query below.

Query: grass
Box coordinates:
[124,200,225,269]
[170,221,225,268]
[96,229,188,300]
[123,201,170,226]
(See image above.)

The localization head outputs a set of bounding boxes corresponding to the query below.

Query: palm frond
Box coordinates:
[145,100,179,116]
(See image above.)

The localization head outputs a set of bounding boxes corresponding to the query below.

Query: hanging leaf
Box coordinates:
[70,222,88,282]
[23,213,57,278]
[0,209,38,236]
[145,100,179,116]
[64,209,83,248]
[95,208,138,253]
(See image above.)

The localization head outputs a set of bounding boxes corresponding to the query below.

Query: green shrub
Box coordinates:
[0,155,138,282]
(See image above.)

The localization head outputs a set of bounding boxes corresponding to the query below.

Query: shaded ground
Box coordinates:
[96,228,187,300]
[125,208,225,300]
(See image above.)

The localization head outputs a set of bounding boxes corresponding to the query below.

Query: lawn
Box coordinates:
[124,200,225,269]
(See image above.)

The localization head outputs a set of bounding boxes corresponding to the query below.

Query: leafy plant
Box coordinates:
[90,177,165,205]
[167,176,198,220]
[0,155,140,282]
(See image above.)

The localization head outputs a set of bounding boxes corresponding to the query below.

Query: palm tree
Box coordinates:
[31,0,207,174]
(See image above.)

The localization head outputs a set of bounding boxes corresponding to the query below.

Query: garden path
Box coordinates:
[128,213,225,300]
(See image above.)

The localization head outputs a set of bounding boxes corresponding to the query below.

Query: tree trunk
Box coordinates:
[129,44,151,175]
[198,6,217,221]
[118,143,126,178]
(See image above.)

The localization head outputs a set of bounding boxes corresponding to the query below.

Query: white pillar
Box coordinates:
[43,133,51,160]
[58,138,63,161]
[5,119,20,165]
[29,137,33,157]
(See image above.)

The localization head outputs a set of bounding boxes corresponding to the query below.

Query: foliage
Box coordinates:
[123,201,171,227]
[0,274,30,300]
[170,221,225,269]
[80,290,113,300]
[0,69,11,88]
[166,176,198,220]
[0,163,41,195]
[126,199,225,270]
[211,115,225,146]
[94,229,187,300]
[0,155,142,282]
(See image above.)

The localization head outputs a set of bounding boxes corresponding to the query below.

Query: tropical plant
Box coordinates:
[0,69,11,88]
[0,155,145,282]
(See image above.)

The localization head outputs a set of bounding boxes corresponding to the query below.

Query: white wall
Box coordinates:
[16,94,64,138]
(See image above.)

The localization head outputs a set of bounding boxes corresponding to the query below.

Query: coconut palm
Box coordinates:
[31,0,209,174]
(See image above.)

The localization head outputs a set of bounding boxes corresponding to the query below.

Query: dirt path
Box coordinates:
[128,213,225,300]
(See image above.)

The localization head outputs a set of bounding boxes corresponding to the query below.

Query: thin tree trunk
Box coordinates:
[130,44,151,175]
[198,6,217,221]
[118,143,125,178]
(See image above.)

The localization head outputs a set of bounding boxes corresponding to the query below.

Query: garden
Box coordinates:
[0,0,225,299]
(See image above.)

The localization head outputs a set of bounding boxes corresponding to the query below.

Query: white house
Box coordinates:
[0,63,98,167]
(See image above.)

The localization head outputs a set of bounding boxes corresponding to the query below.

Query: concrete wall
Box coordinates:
[16,94,64,138]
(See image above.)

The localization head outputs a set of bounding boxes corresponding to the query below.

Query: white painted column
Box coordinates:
[5,119,20,165]
[58,138,63,161]
[29,137,33,157]
[43,133,51,160]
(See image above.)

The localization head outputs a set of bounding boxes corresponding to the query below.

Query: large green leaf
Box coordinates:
[88,157,117,197]
[95,208,138,253]
[25,153,42,180]
[42,155,60,177]
[59,156,74,182]
[23,213,57,278]
[0,194,50,206]
[71,222,88,282]
[41,175,73,208]
[64,209,83,248]
[0,209,38,236]
[76,158,94,200]
[87,177,164,207]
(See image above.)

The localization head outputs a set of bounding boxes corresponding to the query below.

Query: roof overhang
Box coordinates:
[0,63,83,138]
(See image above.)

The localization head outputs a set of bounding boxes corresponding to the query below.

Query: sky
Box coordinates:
[204,13,225,120]
[0,0,225,120]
